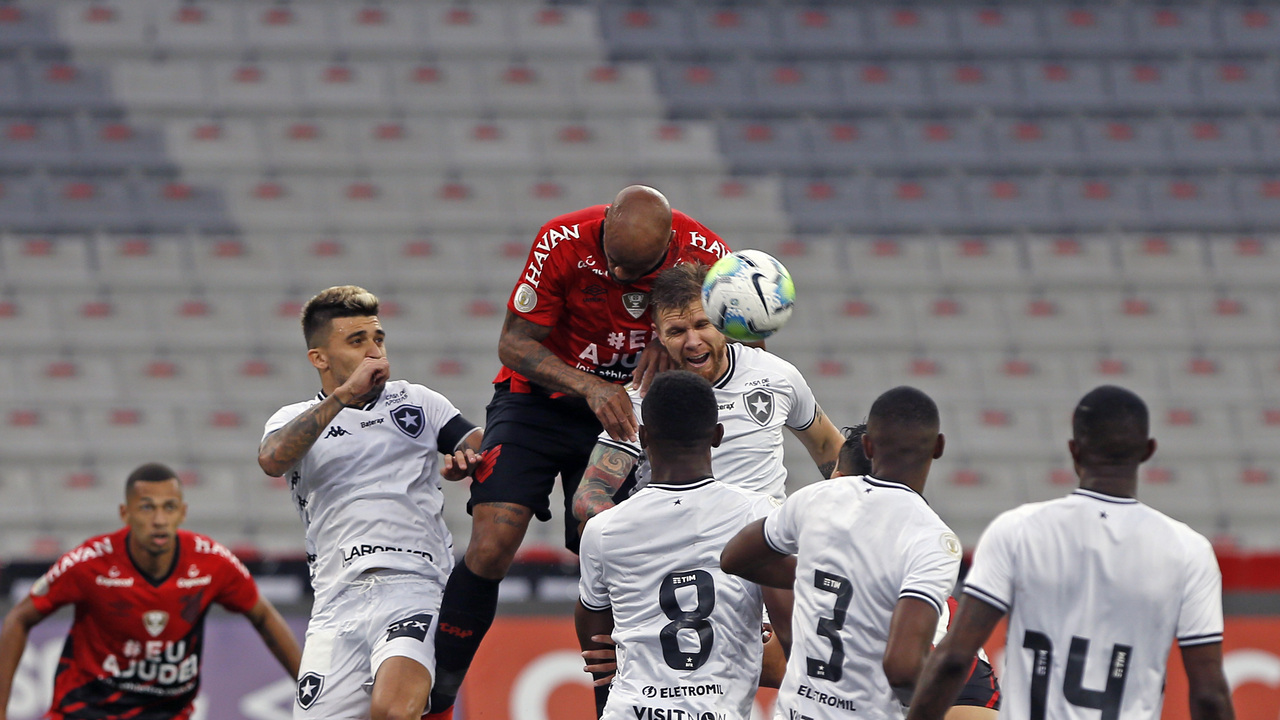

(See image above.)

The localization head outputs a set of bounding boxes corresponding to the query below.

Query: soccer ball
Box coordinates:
[701,250,796,342]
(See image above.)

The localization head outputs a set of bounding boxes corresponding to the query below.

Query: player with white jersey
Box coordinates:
[577,371,792,720]
[724,386,962,720]
[572,262,843,522]
[258,286,483,720]
[907,386,1234,720]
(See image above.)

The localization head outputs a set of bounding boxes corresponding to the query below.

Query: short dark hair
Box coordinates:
[641,370,718,447]
[868,386,940,430]
[1072,385,1150,464]
[866,386,941,465]
[301,285,380,348]
[125,462,179,498]
[650,263,708,320]
[836,423,872,476]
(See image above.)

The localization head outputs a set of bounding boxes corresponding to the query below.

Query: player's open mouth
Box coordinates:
[686,352,710,367]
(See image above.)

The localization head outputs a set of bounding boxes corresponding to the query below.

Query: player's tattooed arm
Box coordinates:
[500,311,638,442]
[791,405,845,479]
[572,444,638,523]
[258,395,347,477]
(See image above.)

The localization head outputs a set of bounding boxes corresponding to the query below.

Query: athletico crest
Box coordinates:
[296,672,325,710]
[391,405,425,438]
[142,610,168,637]
[621,292,649,319]
[743,388,775,426]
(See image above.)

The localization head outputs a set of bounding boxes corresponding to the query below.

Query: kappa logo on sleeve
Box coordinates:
[386,613,434,642]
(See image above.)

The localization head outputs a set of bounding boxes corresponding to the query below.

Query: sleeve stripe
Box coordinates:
[900,589,944,615]
[790,407,817,432]
[1178,633,1223,647]
[578,598,611,612]
[598,439,641,457]
[762,522,790,556]
[963,585,1012,613]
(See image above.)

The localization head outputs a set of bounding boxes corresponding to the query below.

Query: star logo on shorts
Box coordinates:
[296,672,324,710]
[391,405,425,438]
[743,388,775,426]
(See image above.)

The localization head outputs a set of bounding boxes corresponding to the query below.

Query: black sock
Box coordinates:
[429,560,501,712]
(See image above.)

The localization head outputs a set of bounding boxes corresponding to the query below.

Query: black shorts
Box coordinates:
[469,384,604,553]
[955,656,1001,710]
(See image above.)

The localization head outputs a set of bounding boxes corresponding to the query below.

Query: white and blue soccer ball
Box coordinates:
[701,249,796,342]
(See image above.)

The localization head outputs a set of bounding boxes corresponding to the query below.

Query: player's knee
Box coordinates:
[370,697,426,720]
[463,536,520,578]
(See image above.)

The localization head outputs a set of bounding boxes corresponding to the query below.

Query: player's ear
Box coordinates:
[710,423,725,448]
[118,502,128,524]
[932,433,945,460]
[307,347,327,372]
[1141,437,1157,463]
[861,432,874,459]
[1068,438,1080,464]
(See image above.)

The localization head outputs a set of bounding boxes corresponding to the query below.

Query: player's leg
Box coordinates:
[945,656,1000,720]
[294,595,370,720]
[370,657,431,720]
[369,579,442,720]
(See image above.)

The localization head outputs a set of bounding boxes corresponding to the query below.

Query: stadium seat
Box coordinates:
[0,117,75,167]
[83,407,184,461]
[432,294,507,353]
[1000,290,1103,352]
[1254,353,1280,404]
[163,118,261,172]
[1095,291,1192,350]
[383,234,485,294]
[966,176,1057,228]
[934,236,1024,289]
[510,5,602,57]
[182,407,275,463]
[991,117,1081,168]
[1055,176,1145,226]
[210,353,316,407]
[113,354,220,405]
[657,62,751,114]
[1022,462,1084,504]
[1258,117,1280,165]
[323,180,416,232]
[977,352,1078,405]
[1148,403,1235,460]
[108,61,209,112]
[1186,291,1280,351]
[1207,235,1280,286]
[0,466,41,529]
[689,177,787,234]
[261,118,354,172]
[814,292,915,351]
[475,61,574,115]
[955,7,1041,51]
[752,236,846,293]
[571,63,663,117]
[1019,60,1109,111]
[21,355,120,404]
[837,62,929,111]
[871,177,968,230]
[283,233,387,289]
[1167,118,1258,167]
[868,6,954,52]
[442,119,538,172]
[783,178,874,233]
[95,234,191,290]
[380,292,450,352]
[44,177,142,231]
[52,293,156,351]
[348,119,444,172]
[1131,6,1216,51]
[0,62,25,113]
[1236,175,1280,225]
[152,293,257,351]
[1217,6,1280,52]
[598,6,691,54]
[23,60,114,112]
[1108,60,1197,111]
[844,236,939,290]
[749,62,840,114]
[388,61,482,114]
[1135,463,1223,536]
[1079,117,1169,169]
[1237,406,1280,460]
[242,469,304,531]
[331,3,422,54]
[243,3,331,55]
[209,61,300,112]
[1197,60,1280,110]
[409,176,505,232]
[1068,352,1165,402]
[0,234,95,289]
[882,352,982,404]
[298,61,389,111]
[929,61,1020,110]
[1145,176,1237,228]
[688,7,776,52]
[160,463,246,535]
[0,296,59,353]
[421,4,512,56]
[946,404,1050,460]
[1044,6,1130,51]
[720,120,810,173]
[0,176,48,230]
[804,119,900,172]
[907,293,1008,350]
[153,0,243,52]
[778,7,865,54]
[897,117,991,168]
[1219,464,1280,549]
[188,234,290,292]
[42,467,127,531]
[1161,351,1259,404]
[1115,234,1207,287]
[928,462,1028,546]
[0,408,82,462]
[507,178,602,235]
[222,176,325,232]
[537,120,633,172]
[0,4,55,47]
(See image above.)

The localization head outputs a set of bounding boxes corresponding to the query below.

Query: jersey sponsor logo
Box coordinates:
[296,671,325,710]
[582,284,607,302]
[796,684,856,711]
[439,622,474,639]
[630,708,725,720]
[194,536,253,579]
[688,230,728,258]
[324,425,351,439]
[142,610,169,637]
[514,282,538,313]
[383,388,409,406]
[743,388,775,426]
[361,417,385,428]
[177,563,212,589]
[103,639,198,693]
[41,537,113,586]
[717,402,734,410]
[96,575,134,587]
[641,683,725,698]
[391,404,425,438]
[386,613,433,642]
[521,223,580,288]
[341,543,434,565]
[621,291,649,319]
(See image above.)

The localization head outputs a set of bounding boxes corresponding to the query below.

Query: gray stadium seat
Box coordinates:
[1000,290,1103,351]
[0,466,42,530]
[0,176,48,230]
[1044,6,1129,51]
[1019,60,1109,111]
[24,60,115,112]
[109,60,210,113]
[571,63,663,117]
[935,236,1025,289]
[805,119,899,172]
[1186,291,1280,350]
[778,7,865,54]
[261,117,355,171]
[382,235,487,294]
[1207,235,1280,286]
[0,295,59,352]
[223,176,326,232]
[688,7,776,52]
[421,4,511,56]
[967,176,1057,228]
[1149,402,1235,460]
[882,351,982,404]
[1079,117,1167,169]
[991,117,1080,168]
[388,61,482,114]
[316,179,416,233]
[113,354,220,405]
[928,60,1020,110]
[243,3,332,55]
[1197,60,1280,110]
[188,235,291,292]
[164,118,262,172]
[1109,60,1197,111]
[210,61,300,112]
[0,409,81,462]
[0,62,26,113]
[298,61,389,112]
[871,177,968,230]
[955,7,1041,51]
[273,234,386,290]
[657,62,751,114]
[1115,234,1207,287]
[0,234,95,289]
[628,120,724,173]
[1161,351,1259,404]
[151,293,259,352]
[1055,176,1145,226]
[783,178,874,233]
[0,4,55,47]
[95,234,191,290]
[838,62,929,111]
[1144,176,1237,227]
[1095,290,1192,350]
[137,180,232,233]
[76,118,168,170]
[510,5,603,57]
[1219,463,1280,549]
[750,62,841,114]
[944,404,1051,460]
[1167,118,1258,167]
[332,3,423,54]
[598,6,691,54]
[153,0,243,53]
[507,177,603,234]
[1217,6,1280,52]
[897,117,991,168]
[689,176,788,234]
[408,176,506,232]
[845,236,939,290]
[54,1,146,54]
[349,118,446,172]
[210,353,316,407]
[1236,175,1280,225]
[1131,6,1217,52]
[976,352,1078,405]
[44,177,141,231]
[537,120,634,172]
[21,355,120,404]
[83,406,184,461]
[720,120,810,173]
[1135,463,1222,537]
[908,292,1008,350]
[868,6,954,52]
[928,462,1028,546]
[52,292,156,350]
[441,119,538,172]
[1068,352,1165,403]
[474,61,574,115]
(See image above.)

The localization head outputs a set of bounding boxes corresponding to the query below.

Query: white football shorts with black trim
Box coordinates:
[294,571,443,719]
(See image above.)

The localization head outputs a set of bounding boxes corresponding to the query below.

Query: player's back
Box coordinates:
[765,475,961,720]
[964,489,1223,720]
[579,478,777,720]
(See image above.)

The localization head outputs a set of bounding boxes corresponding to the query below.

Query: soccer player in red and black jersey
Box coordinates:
[0,463,301,720]
[427,185,729,717]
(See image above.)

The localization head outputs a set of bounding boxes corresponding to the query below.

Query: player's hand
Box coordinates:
[632,342,675,398]
[586,381,637,443]
[440,448,480,482]
[334,357,390,406]
[582,635,617,686]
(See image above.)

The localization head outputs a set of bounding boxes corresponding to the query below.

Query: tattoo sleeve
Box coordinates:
[572,444,638,522]
[258,395,347,477]
[499,312,603,398]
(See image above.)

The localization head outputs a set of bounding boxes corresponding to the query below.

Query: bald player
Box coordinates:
[723,386,962,720]
[428,186,730,717]
[907,386,1234,720]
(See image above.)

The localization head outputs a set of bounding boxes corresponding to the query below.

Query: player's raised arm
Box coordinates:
[791,405,845,479]
[905,595,1007,720]
[571,442,640,523]
[0,598,48,720]
[721,518,797,589]
[243,597,302,679]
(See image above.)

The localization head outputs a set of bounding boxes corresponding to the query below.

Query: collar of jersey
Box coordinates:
[862,475,915,493]
[316,389,381,412]
[1072,488,1138,504]
[712,343,738,389]
[647,477,716,492]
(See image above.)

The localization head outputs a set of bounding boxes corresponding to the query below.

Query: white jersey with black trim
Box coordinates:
[764,475,962,720]
[964,488,1224,720]
[578,478,780,720]
[262,380,478,611]
[599,343,819,500]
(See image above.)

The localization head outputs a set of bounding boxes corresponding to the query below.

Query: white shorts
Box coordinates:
[294,572,443,719]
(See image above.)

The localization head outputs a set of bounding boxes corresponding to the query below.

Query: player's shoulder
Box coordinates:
[734,344,804,384]
[182,529,254,578]
[33,528,125,591]
[1133,501,1215,552]
[713,481,783,516]
[386,379,449,407]
[267,396,320,425]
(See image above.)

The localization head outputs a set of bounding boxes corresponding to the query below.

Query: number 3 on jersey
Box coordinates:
[807,570,853,682]
[658,570,716,671]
